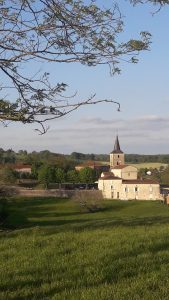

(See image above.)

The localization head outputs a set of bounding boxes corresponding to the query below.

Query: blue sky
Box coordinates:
[1,1,169,154]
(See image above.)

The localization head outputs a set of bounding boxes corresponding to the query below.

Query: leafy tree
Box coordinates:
[138,168,148,179]
[71,152,86,161]
[31,163,41,179]
[0,198,9,225]
[130,0,169,6]
[2,149,16,164]
[0,167,17,184]
[55,168,66,183]
[79,167,97,183]
[0,149,5,164]
[0,0,151,133]
[67,170,80,183]
[38,165,53,189]
[160,166,169,185]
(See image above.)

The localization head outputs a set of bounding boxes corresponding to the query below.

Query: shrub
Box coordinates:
[74,190,103,213]
[0,198,8,226]
[0,186,17,197]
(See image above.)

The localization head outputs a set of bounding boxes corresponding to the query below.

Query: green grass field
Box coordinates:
[96,161,168,169]
[131,163,167,169]
[1,197,169,300]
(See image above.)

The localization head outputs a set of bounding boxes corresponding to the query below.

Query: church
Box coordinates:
[98,136,162,200]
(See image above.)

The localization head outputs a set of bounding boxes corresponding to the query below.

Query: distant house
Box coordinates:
[0,164,32,174]
[98,136,162,200]
[13,164,32,174]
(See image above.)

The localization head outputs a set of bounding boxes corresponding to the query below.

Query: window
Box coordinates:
[124,187,128,192]
[149,186,153,192]
[135,186,138,192]
[118,155,119,158]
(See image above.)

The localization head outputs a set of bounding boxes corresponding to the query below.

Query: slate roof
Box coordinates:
[110,135,123,154]
[100,172,122,180]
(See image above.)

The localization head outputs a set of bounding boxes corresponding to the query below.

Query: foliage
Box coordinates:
[38,165,53,189]
[0,0,152,132]
[0,167,17,184]
[1,198,169,299]
[126,154,169,164]
[2,147,169,166]
[31,163,41,179]
[137,165,169,185]
[160,165,169,185]
[0,148,16,164]
[130,0,169,6]
[0,198,8,226]
[79,167,97,183]
[55,168,66,183]
[67,170,80,183]
[71,152,95,161]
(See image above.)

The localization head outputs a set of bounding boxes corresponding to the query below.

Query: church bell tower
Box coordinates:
[110,135,125,168]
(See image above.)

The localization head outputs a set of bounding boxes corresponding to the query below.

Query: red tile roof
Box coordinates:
[122,179,159,184]
[13,164,32,169]
[101,176,122,180]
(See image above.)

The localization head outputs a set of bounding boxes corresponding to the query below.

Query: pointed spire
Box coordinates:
[111,135,123,153]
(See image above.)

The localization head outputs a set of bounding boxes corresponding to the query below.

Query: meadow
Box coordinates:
[1,197,169,300]
[130,163,167,169]
[96,161,167,169]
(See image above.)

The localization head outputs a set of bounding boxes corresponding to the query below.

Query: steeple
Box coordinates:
[110,135,125,167]
[111,135,123,154]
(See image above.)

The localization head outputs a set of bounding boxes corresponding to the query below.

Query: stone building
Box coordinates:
[98,136,162,200]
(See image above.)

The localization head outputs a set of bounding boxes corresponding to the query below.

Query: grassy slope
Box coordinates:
[1,197,169,300]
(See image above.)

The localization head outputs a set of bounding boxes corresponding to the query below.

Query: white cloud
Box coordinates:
[1,115,169,154]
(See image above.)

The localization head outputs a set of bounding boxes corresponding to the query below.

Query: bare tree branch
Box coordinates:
[0,0,151,133]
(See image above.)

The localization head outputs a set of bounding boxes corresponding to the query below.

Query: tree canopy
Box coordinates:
[130,0,169,5]
[0,0,153,133]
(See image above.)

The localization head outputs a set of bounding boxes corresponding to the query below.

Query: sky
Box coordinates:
[1,1,169,155]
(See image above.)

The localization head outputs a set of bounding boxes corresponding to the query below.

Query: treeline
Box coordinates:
[0,165,98,189]
[125,154,169,164]
[70,152,169,163]
[138,165,169,186]
[37,166,98,189]
[1,148,169,164]
[0,149,77,169]
[70,152,109,162]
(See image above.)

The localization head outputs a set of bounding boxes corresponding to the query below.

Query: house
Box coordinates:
[13,164,32,174]
[0,164,32,174]
[98,136,162,200]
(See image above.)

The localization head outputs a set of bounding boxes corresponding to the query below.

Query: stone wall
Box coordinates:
[17,188,69,197]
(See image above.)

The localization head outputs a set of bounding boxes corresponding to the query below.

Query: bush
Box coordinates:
[0,198,8,226]
[0,186,17,197]
[74,190,103,213]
